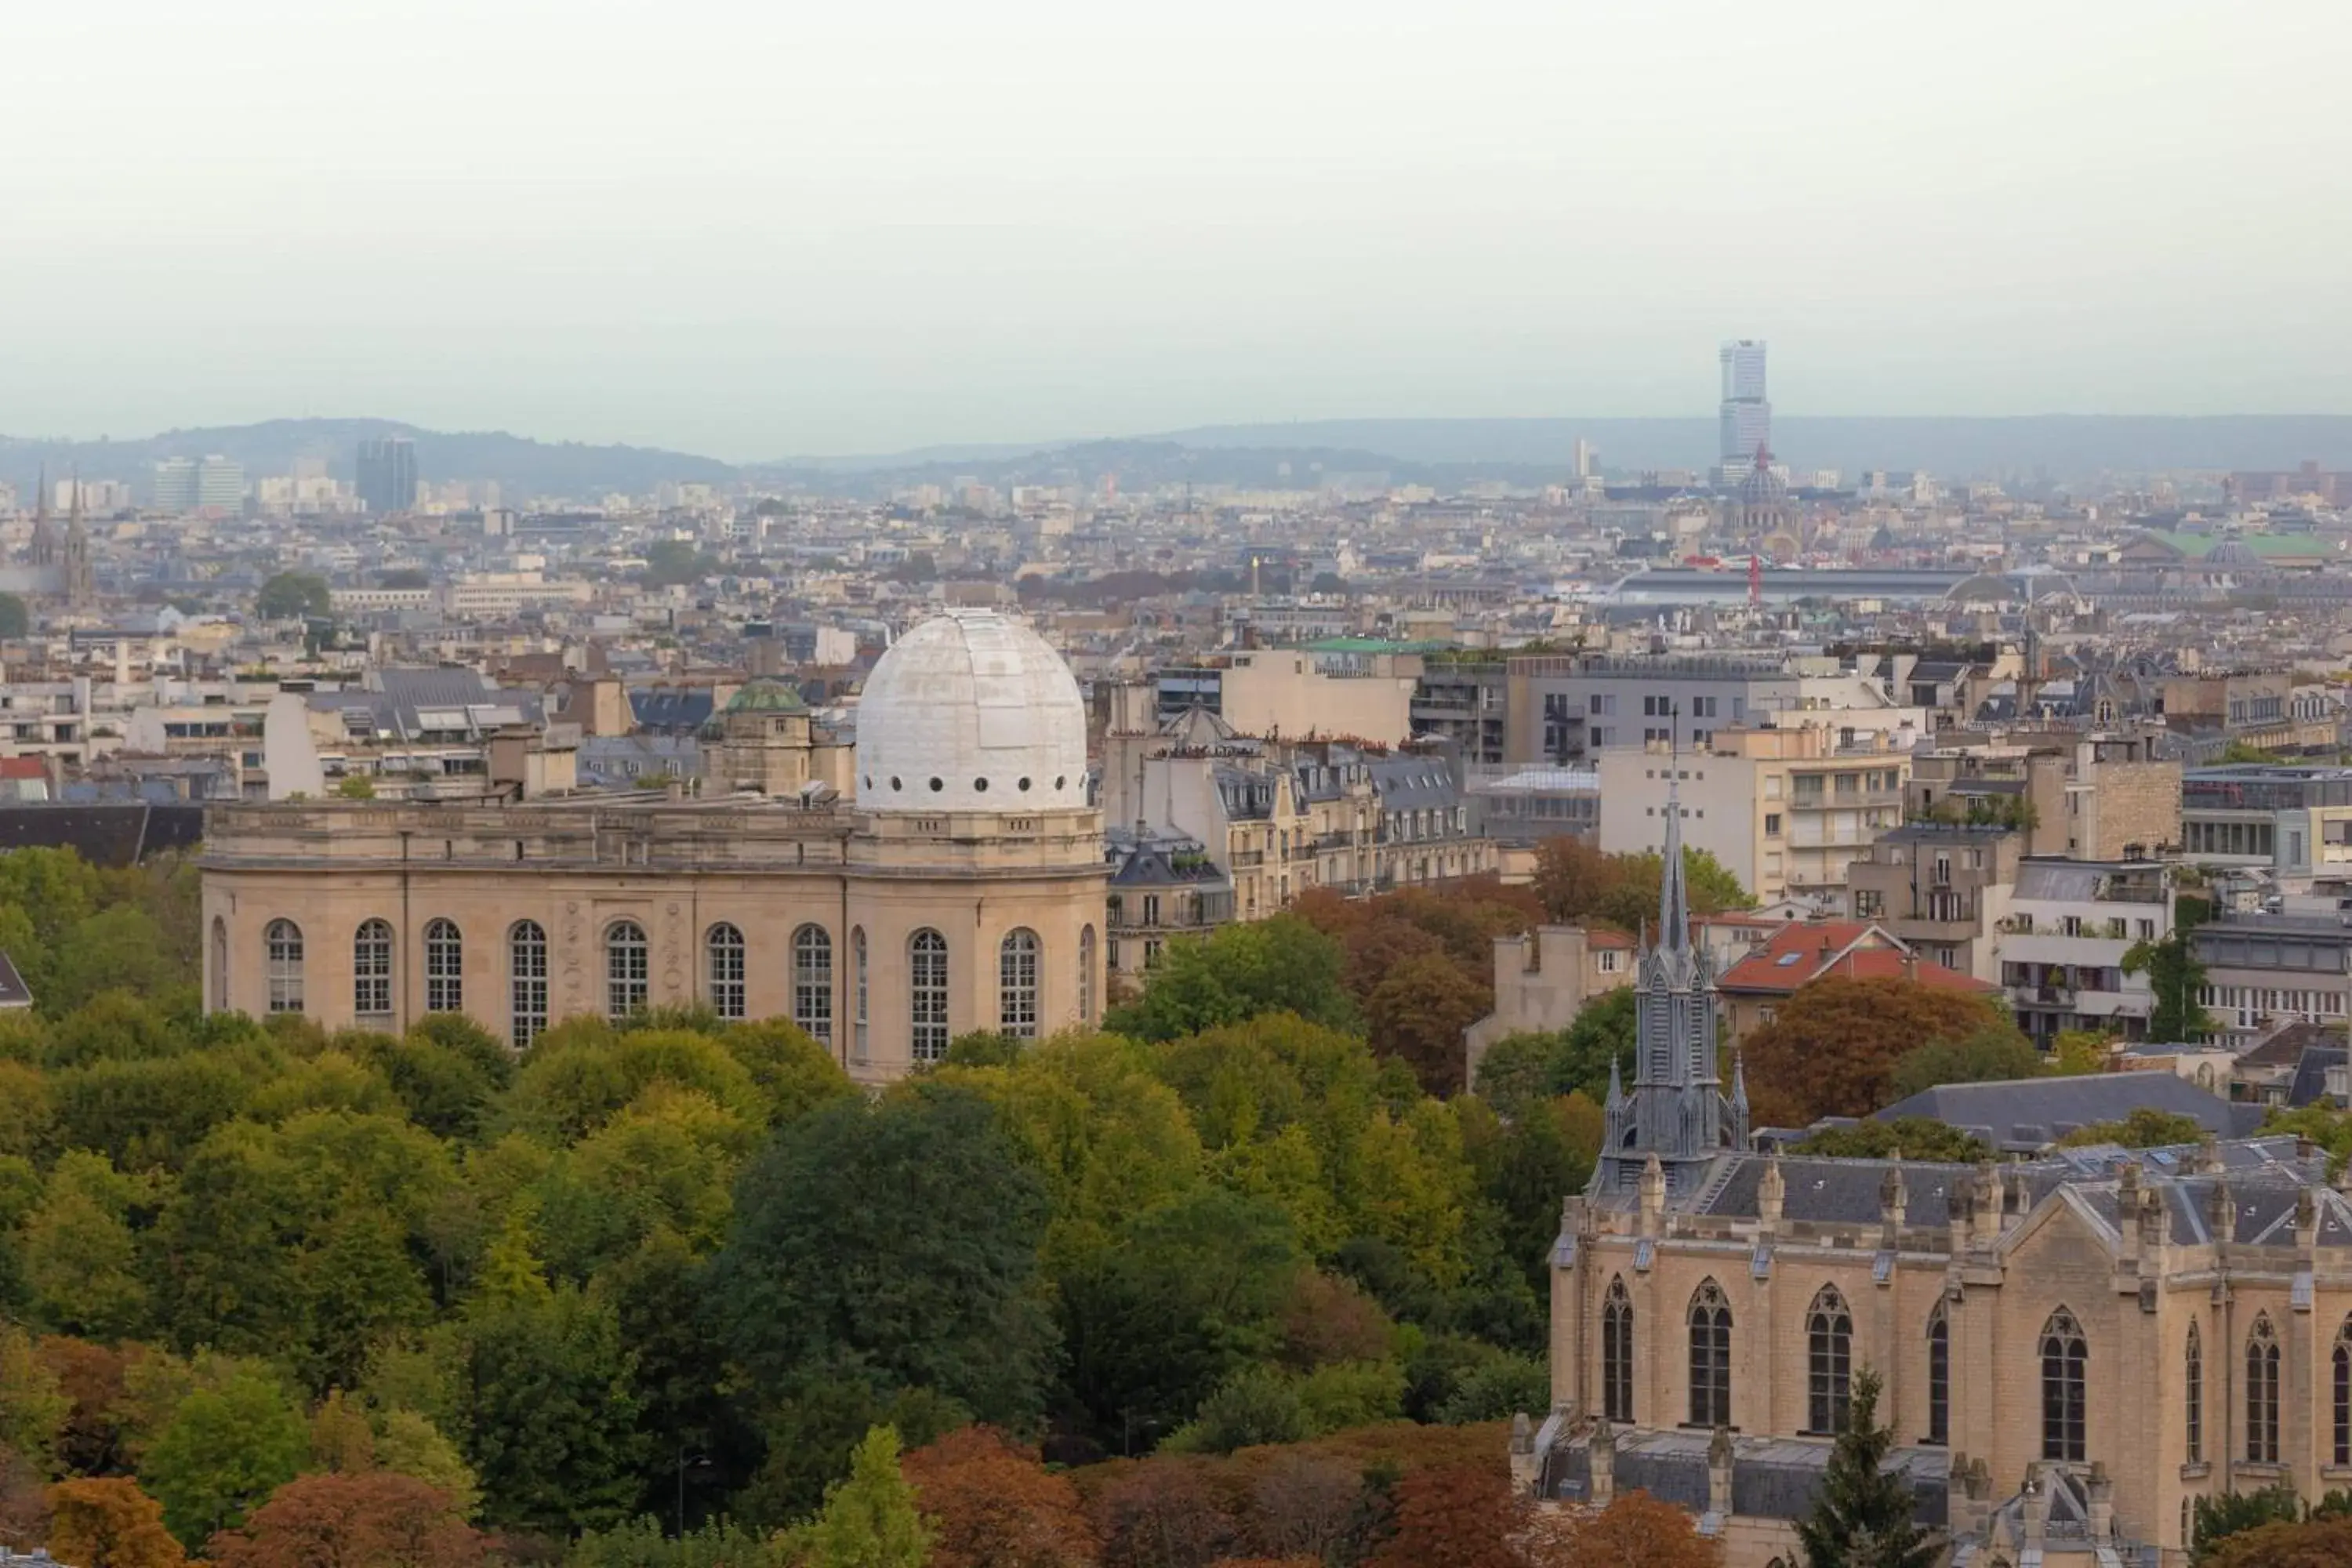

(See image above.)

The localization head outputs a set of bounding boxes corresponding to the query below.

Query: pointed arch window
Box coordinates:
[2187,1320,2204,1465]
[354,918,394,1021]
[999,928,1040,1039]
[266,919,304,1013]
[1602,1276,1634,1425]
[706,924,746,1019]
[1926,1305,1950,1446]
[909,929,949,1062]
[510,920,548,1048]
[2040,1308,2086,1462]
[1688,1279,1733,1428]
[606,920,649,1019]
[2247,1313,2281,1464]
[2334,1318,2351,1467]
[1807,1286,1854,1434]
[792,925,833,1044]
[423,919,463,1014]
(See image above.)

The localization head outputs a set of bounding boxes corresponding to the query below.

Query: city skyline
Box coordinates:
[6,2,2350,459]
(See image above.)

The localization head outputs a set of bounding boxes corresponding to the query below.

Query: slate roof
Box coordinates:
[0,803,205,865]
[1875,1071,2265,1149]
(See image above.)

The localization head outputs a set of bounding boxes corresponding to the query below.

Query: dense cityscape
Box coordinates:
[0,334,2348,1568]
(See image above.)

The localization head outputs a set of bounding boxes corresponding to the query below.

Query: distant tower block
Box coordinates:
[1718,339,1770,477]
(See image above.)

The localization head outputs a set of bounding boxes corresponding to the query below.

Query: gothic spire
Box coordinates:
[1658,770,1690,954]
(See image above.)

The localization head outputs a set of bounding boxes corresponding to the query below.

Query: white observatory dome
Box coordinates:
[855,609,1089,813]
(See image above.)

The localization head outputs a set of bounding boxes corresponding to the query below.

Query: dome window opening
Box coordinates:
[1018,778,1032,792]
[890,777,902,791]
[975,778,989,793]
[1055,775,1066,789]
[929,778,944,792]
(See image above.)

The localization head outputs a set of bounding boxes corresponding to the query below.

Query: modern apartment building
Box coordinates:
[1597,724,1913,910]
[1845,822,2025,981]
[2180,764,2352,878]
[2194,911,2352,1046]
[1911,734,2182,861]
[1996,857,2172,1044]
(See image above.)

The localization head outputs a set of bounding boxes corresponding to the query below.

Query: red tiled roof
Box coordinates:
[0,759,46,781]
[1716,919,1995,996]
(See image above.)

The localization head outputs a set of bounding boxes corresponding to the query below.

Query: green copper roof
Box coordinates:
[723,679,808,713]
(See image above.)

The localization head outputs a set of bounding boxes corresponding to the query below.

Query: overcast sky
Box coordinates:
[6,0,2348,459]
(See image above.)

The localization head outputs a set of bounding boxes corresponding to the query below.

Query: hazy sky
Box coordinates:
[7,0,2350,459]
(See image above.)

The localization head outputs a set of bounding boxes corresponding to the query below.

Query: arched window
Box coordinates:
[2041,1308,2087,1462]
[354,918,394,1020]
[1807,1286,1853,1435]
[2187,1321,2204,1464]
[266,919,304,1013]
[209,916,228,1010]
[510,921,548,1048]
[792,925,833,1044]
[706,924,746,1019]
[851,927,869,1063]
[2247,1314,2281,1464]
[909,929,949,1062]
[424,919,463,1014]
[999,928,1040,1039]
[1688,1279,1733,1428]
[606,920,649,1019]
[1926,1305,1950,1446]
[1078,925,1096,1023]
[1602,1276,1634,1424]
[2336,1318,2352,1468]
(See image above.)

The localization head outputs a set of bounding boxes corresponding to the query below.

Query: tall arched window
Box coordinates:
[706,924,746,1019]
[607,920,649,1019]
[999,928,1040,1039]
[510,920,548,1048]
[1688,1279,1733,1429]
[793,925,833,1044]
[2187,1321,2204,1464]
[851,927,869,1063]
[424,919,463,1014]
[1926,1305,1950,1446]
[2247,1314,2281,1465]
[2334,1318,2351,1468]
[909,929,949,1062]
[209,916,228,1010]
[266,919,304,1013]
[2041,1308,2087,1462]
[1078,925,1096,1023]
[1807,1286,1854,1435]
[354,918,394,1021]
[1602,1276,1634,1424]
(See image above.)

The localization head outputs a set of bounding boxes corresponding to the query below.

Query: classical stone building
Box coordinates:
[200,610,1107,1081]
[1519,782,2352,1566]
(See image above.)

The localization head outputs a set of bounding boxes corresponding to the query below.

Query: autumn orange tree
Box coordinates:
[46,1478,186,1568]
[2205,1515,2352,1567]
[902,1425,1098,1568]
[1524,1489,1720,1568]
[207,1473,484,1568]
[1740,977,2024,1122]
[1367,1463,1523,1568]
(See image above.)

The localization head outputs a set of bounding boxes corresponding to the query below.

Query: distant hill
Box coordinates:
[12,412,2352,507]
[0,418,735,503]
[1150,416,2352,481]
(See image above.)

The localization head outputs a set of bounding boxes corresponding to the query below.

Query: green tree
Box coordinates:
[1792,1367,1939,1568]
[1055,1187,1301,1448]
[255,573,332,621]
[2216,739,2281,766]
[714,1083,1054,1426]
[1472,989,1639,1120]
[794,1426,930,1568]
[461,1270,646,1533]
[2194,1486,2305,1560]
[335,775,377,800]
[1886,1025,2048,1102]
[641,541,719,589]
[0,594,28,638]
[1791,1117,1991,1163]
[0,1324,69,1476]
[139,1367,308,1548]
[2125,930,2218,1042]
[2058,1107,2209,1149]
[1169,1367,1307,1454]
[20,1151,153,1339]
[2050,1029,2118,1076]
[1102,917,1356,1043]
